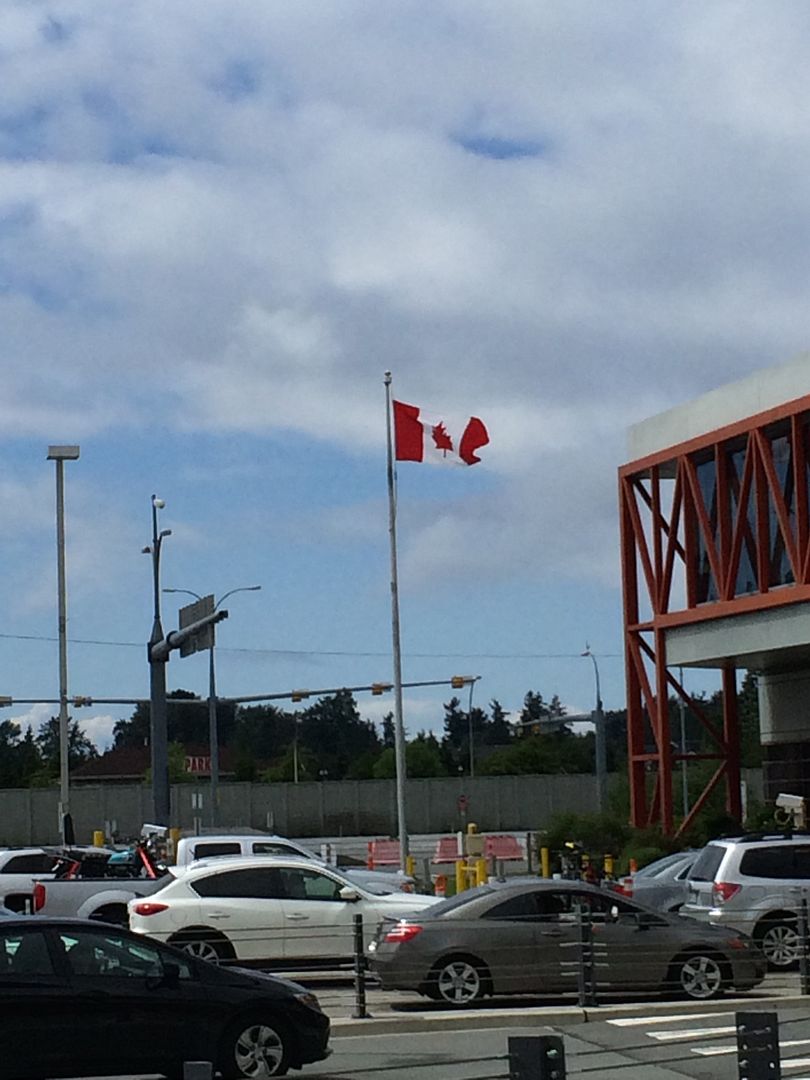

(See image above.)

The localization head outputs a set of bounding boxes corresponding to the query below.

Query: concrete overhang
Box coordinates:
[666,600,810,673]
[628,351,810,462]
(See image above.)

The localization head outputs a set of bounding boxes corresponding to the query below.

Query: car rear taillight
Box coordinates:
[613,877,634,898]
[712,881,741,904]
[32,882,46,913]
[131,902,169,917]
[384,922,423,944]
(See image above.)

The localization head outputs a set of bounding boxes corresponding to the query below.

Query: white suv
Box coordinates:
[681,833,810,967]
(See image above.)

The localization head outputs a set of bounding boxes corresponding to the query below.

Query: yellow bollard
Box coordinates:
[603,854,614,879]
[455,859,467,894]
[540,846,551,878]
[474,858,488,886]
[169,827,182,863]
[405,854,416,877]
[92,830,105,849]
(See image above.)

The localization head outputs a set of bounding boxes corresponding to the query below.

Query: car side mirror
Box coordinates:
[339,886,360,902]
[635,910,655,931]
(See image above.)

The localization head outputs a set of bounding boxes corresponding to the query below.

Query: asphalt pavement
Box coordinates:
[300,1000,810,1080]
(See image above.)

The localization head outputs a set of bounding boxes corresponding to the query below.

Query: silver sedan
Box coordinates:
[369,879,765,1006]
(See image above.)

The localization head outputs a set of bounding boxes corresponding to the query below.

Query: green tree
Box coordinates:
[406,733,446,777]
[297,690,381,780]
[112,689,237,750]
[35,717,97,777]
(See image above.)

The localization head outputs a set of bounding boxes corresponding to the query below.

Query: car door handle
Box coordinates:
[540,929,563,936]
[285,913,309,921]
[207,912,230,920]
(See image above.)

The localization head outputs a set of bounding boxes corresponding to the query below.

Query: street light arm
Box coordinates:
[215,585,262,610]
[164,588,203,602]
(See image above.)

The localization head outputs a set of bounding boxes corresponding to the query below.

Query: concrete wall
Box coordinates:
[0,770,765,845]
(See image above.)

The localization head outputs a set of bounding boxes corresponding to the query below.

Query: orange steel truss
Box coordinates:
[620,390,810,835]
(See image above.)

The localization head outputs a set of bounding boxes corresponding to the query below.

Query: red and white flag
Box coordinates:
[393,400,489,466]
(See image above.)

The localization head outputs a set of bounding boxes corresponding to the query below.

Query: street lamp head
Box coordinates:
[47,445,80,461]
[141,545,152,555]
[152,496,165,509]
[159,529,172,540]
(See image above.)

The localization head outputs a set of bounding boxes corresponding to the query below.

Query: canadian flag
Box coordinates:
[393,400,489,466]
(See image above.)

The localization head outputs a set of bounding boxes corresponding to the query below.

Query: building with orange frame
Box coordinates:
[621,353,810,835]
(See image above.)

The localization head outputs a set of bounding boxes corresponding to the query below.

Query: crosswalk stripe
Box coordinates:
[649,1026,735,1041]
[783,1060,810,1071]
[694,1039,810,1058]
[607,1012,730,1027]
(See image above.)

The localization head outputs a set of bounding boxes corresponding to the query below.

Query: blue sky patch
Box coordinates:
[455,134,548,160]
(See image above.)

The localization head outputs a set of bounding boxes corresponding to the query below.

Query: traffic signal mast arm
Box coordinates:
[149,609,229,663]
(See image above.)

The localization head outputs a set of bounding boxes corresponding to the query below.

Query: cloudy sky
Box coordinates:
[1,0,808,752]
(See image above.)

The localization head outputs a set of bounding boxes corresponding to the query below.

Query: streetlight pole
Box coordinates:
[164,585,261,825]
[582,646,606,812]
[465,676,481,778]
[679,666,689,818]
[144,496,171,825]
[47,445,80,846]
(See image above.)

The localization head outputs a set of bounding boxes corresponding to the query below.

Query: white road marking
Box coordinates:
[695,1038,810,1058]
[607,1012,731,1027]
[648,1025,735,1041]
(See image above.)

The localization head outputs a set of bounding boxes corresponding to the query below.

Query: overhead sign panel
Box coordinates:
[179,594,215,657]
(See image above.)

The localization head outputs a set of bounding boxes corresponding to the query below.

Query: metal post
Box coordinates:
[679,666,689,817]
[48,445,79,846]
[577,905,597,1008]
[508,1035,566,1080]
[736,1011,781,1080]
[583,647,606,812]
[351,912,370,1019]
[163,584,259,824]
[147,496,171,826]
[55,459,70,839]
[207,644,218,826]
[799,898,810,996]
[468,678,475,778]
[384,372,409,871]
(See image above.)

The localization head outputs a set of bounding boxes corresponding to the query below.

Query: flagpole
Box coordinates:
[384,371,409,872]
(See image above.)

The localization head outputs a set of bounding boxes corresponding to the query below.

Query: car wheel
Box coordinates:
[219,1014,291,1078]
[431,956,489,1007]
[169,930,233,965]
[756,919,800,968]
[673,952,725,1000]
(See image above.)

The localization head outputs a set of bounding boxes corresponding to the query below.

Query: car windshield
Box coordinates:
[636,852,692,878]
[688,844,726,881]
[421,885,495,916]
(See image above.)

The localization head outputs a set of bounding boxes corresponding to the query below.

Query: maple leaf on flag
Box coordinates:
[431,422,454,456]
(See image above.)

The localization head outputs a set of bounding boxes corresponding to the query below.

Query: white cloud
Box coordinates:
[1,0,810,642]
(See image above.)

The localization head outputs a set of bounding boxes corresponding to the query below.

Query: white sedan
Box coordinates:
[128,855,438,967]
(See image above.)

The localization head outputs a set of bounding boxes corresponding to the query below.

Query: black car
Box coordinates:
[0,917,330,1079]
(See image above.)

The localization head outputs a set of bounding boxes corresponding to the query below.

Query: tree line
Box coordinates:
[0,673,761,787]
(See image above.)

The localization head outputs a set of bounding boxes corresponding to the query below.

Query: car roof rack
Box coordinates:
[717,829,810,843]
